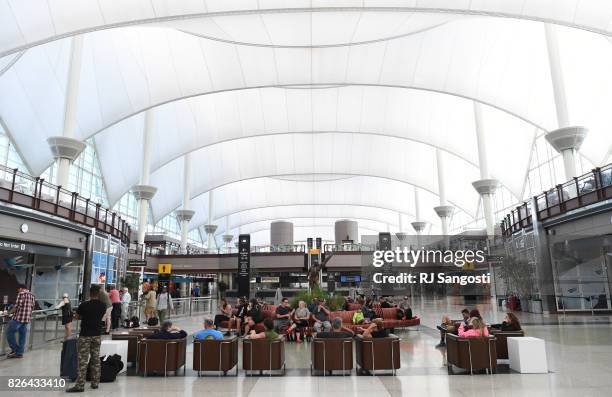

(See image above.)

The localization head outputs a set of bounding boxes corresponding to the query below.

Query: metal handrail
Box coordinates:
[0,308,80,356]
[0,164,131,242]
[501,163,612,236]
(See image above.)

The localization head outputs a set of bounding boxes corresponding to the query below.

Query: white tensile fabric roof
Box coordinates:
[1,2,611,237]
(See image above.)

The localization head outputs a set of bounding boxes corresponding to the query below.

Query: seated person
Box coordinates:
[307,298,319,313]
[244,298,264,335]
[274,298,296,335]
[194,319,224,340]
[398,296,412,319]
[379,296,392,308]
[293,300,310,343]
[230,297,246,336]
[147,320,187,339]
[458,317,489,337]
[313,299,332,333]
[213,298,232,333]
[436,309,469,347]
[490,312,522,332]
[341,296,353,311]
[316,317,354,338]
[361,298,377,321]
[248,318,280,340]
[360,318,389,339]
[469,309,482,320]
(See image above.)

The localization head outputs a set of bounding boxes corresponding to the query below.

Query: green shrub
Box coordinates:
[290,286,346,311]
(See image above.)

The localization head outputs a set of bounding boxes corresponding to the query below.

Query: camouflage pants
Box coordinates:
[75,336,101,388]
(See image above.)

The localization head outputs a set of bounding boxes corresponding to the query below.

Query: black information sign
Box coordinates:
[378,232,393,296]
[306,238,313,250]
[315,237,322,250]
[378,232,391,251]
[128,260,147,268]
[237,234,251,298]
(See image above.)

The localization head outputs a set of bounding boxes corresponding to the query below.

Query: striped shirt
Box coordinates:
[13,290,35,323]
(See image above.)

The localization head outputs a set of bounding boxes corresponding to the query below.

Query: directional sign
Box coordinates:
[158,264,172,274]
[128,260,147,268]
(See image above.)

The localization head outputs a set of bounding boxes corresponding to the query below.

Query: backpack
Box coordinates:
[86,354,124,383]
[352,311,365,324]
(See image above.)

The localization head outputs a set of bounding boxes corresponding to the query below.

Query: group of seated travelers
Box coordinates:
[436,308,522,347]
[195,294,415,341]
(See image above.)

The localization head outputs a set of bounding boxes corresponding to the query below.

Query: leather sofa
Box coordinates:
[310,337,353,375]
[354,334,401,375]
[193,336,239,376]
[489,329,525,359]
[330,309,420,332]
[446,334,497,375]
[136,337,187,376]
[242,338,286,376]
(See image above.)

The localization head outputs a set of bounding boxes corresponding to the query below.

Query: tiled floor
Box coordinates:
[1,297,611,396]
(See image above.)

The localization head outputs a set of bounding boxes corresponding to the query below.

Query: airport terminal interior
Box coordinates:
[0,1,612,396]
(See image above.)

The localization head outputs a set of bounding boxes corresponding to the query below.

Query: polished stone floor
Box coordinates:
[1,296,611,396]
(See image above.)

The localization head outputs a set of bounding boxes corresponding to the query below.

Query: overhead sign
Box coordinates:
[0,239,81,258]
[309,248,320,255]
[128,260,147,268]
[158,263,172,274]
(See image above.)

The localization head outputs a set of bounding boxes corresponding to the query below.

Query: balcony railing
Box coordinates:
[0,165,131,243]
[501,163,612,236]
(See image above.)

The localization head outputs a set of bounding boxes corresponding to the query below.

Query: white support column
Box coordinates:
[434,149,454,238]
[544,24,588,180]
[176,154,195,254]
[472,102,500,239]
[132,111,157,246]
[222,216,233,251]
[47,36,86,187]
[411,187,427,236]
[204,190,217,251]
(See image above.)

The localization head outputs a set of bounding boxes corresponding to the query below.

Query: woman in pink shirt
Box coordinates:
[108,286,121,330]
[458,317,489,337]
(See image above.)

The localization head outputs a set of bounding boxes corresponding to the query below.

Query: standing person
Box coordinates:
[99,286,112,334]
[6,284,35,359]
[156,286,173,323]
[108,286,121,330]
[120,288,131,323]
[55,293,73,340]
[143,287,157,321]
[66,285,106,393]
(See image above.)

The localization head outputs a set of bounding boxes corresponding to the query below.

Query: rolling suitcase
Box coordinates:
[60,337,78,381]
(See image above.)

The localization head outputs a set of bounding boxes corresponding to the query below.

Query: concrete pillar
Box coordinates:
[434,148,454,237]
[411,187,427,235]
[545,127,588,180]
[176,153,194,253]
[472,102,500,239]
[334,220,358,244]
[47,36,86,187]
[544,24,588,180]
[270,221,294,246]
[132,111,157,246]
[204,191,217,250]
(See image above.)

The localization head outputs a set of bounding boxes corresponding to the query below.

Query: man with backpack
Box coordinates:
[66,285,106,393]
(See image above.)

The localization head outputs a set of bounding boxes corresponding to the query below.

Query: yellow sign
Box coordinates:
[158,264,172,274]
[463,261,475,270]
[309,248,320,255]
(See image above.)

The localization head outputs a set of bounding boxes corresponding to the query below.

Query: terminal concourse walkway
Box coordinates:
[1,297,612,397]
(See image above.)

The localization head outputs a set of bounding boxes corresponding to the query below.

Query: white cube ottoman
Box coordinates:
[507,336,548,374]
[100,340,129,374]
